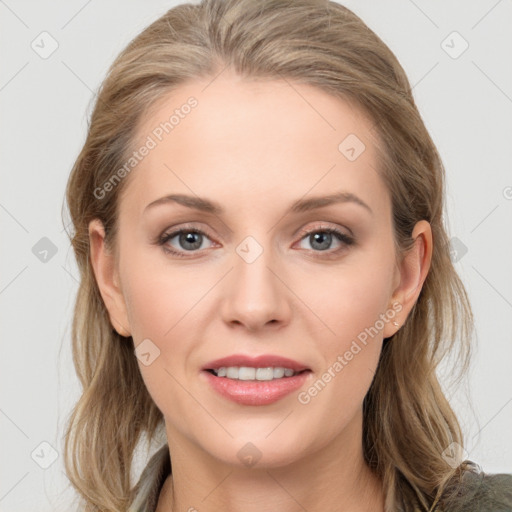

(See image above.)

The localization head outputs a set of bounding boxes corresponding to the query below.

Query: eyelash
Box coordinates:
[156,224,355,258]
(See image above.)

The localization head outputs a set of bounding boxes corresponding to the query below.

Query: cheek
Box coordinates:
[121,250,211,388]
[121,258,202,414]
[122,248,204,341]
[124,274,175,341]
[294,249,394,408]
[294,267,389,433]
[297,256,395,344]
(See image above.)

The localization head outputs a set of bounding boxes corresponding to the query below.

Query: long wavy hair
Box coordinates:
[62,0,475,510]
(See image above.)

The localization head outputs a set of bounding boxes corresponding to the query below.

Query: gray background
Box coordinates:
[1,0,511,510]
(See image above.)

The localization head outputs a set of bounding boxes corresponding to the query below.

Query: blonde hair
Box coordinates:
[62,0,475,510]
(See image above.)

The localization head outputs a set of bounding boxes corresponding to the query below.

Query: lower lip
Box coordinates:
[201,370,312,406]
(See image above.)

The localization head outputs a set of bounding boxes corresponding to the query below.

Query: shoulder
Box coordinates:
[129,444,171,512]
[439,461,512,511]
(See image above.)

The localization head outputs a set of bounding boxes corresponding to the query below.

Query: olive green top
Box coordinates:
[129,444,512,511]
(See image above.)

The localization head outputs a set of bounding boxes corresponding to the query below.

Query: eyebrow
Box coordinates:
[143,191,373,216]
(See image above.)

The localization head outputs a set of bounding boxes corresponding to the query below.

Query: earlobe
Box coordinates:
[384,220,433,338]
[88,219,131,338]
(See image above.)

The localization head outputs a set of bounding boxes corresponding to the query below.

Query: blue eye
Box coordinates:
[297,227,354,252]
[156,225,354,258]
[157,228,213,257]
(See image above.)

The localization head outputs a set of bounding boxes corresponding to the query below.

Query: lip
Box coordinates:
[201,369,312,406]
[201,354,310,372]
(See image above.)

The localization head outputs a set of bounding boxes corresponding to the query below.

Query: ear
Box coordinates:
[383,220,433,338]
[88,219,131,337]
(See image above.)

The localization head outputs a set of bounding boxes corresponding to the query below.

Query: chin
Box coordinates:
[201,430,313,470]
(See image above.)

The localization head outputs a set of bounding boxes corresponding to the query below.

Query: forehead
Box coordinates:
[120,71,388,221]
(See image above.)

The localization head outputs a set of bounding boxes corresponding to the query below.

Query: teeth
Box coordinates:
[211,366,301,380]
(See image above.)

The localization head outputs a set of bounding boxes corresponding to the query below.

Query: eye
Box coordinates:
[155,223,355,258]
[296,225,354,254]
[157,225,215,257]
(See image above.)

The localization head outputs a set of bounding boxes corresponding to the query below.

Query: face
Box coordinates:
[92,70,425,470]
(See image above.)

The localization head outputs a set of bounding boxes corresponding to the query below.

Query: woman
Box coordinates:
[62,0,512,510]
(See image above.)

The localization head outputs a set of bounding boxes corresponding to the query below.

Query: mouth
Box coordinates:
[200,354,313,406]
[200,354,312,405]
[202,353,311,375]
[204,366,310,381]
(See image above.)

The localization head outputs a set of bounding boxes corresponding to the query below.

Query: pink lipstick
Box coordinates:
[201,354,312,406]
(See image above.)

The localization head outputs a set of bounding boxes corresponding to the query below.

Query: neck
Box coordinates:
[159,412,385,512]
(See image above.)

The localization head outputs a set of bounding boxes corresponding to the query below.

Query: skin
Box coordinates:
[89,69,432,512]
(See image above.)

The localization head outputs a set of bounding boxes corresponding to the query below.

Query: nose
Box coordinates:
[219,238,292,332]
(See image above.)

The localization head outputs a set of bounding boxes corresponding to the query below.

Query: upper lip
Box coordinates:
[202,354,310,372]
